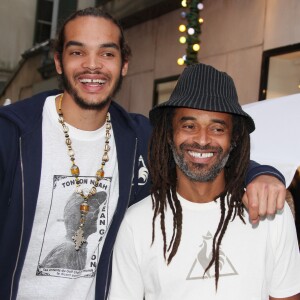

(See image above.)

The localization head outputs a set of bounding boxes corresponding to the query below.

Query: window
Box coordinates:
[259,43,300,100]
[35,0,57,44]
[153,75,179,107]
[34,0,77,44]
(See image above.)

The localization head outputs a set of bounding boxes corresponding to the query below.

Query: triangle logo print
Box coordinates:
[186,231,238,280]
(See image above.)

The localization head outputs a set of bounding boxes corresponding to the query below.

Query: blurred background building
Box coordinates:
[1,0,300,112]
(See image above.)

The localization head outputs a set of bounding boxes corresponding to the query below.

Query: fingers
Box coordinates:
[263,178,286,214]
[265,186,277,216]
[243,175,287,224]
[275,187,286,211]
[242,192,259,224]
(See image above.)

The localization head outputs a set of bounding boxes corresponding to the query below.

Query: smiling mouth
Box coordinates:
[79,78,107,85]
[188,151,214,158]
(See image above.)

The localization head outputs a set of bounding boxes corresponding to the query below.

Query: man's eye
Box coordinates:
[71,51,82,56]
[103,52,115,57]
[211,127,225,133]
[183,124,194,129]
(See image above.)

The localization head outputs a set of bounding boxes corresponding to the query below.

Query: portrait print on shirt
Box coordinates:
[36,174,111,279]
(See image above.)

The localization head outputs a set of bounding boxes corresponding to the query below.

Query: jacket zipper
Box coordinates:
[10,137,25,300]
[104,138,138,299]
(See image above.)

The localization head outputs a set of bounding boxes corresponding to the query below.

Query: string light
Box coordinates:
[197,3,204,10]
[179,36,187,44]
[181,11,187,18]
[177,1,204,66]
[187,28,195,35]
[177,57,185,65]
[179,24,186,32]
[193,44,200,51]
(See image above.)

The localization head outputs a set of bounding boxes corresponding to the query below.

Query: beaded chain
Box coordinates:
[57,94,111,250]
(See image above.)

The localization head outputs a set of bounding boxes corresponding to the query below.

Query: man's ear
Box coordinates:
[54,52,63,74]
[121,60,129,77]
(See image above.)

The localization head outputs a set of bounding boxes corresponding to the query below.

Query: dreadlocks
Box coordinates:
[148,107,251,290]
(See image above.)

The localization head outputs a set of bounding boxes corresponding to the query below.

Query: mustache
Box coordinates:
[74,70,111,78]
[179,143,222,152]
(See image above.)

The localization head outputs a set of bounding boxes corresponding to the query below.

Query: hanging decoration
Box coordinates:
[177,0,204,66]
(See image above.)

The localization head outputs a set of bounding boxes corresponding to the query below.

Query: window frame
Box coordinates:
[259,43,300,100]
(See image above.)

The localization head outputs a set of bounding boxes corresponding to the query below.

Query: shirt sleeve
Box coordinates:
[108,216,144,300]
[245,160,286,186]
[269,203,300,297]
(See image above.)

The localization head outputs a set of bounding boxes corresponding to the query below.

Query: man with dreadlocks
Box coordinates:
[109,63,300,300]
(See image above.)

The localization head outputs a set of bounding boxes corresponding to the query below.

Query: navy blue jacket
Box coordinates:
[0,90,285,300]
[0,90,152,300]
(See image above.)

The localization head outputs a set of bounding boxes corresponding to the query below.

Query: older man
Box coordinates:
[109,63,300,300]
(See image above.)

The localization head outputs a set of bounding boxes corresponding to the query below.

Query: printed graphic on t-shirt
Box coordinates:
[36,175,111,279]
[138,155,149,186]
[186,231,238,280]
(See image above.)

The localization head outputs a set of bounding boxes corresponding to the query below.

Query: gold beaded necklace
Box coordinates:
[57,94,111,250]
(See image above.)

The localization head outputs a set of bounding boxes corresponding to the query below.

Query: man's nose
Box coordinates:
[193,129,212,146]
[83,55,103,70]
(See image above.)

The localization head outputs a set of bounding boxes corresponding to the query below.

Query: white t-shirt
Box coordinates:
[109,194,300,300]
[18,95,119,299]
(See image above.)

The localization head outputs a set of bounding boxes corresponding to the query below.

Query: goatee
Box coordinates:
[170,142,230,182]
[58,67,123,111]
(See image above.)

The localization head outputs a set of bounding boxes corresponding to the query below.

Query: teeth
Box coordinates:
[189,151,213,158]
[79,79,106,84]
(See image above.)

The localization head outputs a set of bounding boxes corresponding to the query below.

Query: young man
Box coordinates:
[109,64,300,299]
[0,7,286,300]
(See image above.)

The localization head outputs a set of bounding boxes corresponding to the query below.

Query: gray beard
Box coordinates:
[170,142,230,182]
